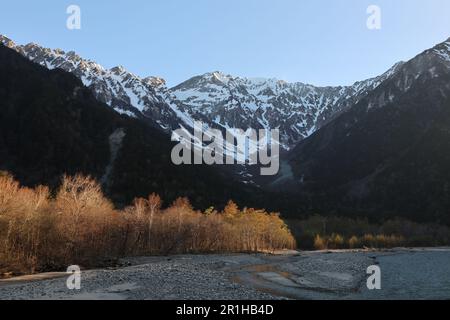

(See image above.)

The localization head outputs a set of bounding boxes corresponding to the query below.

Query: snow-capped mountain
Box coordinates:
[358,37,450,112]
[166,65,403,149]
[0,35,182,131]
[0,42,255,209]
[0,34,404,150]
[285,37,450,222]
[3,33,450,223]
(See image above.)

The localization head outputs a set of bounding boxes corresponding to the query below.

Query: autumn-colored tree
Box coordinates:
[223,200,239,219]
[0,174,296,275]
[54,175,119,264]
[348,236,360,249]
[314,234,327,250]
[328,233,344,249]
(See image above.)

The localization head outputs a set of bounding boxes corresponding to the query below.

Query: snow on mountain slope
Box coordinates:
[0,34,404,150]
[3,34,450,187]
[433,39,450,63]
[285,37,450,221]
[0,35,181,131]
[167,65,403,149]
[364,38,450,111]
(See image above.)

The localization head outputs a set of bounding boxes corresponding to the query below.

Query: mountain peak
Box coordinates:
[143,76,166,87]
[431,38,450,63]
[5,34,449,151]
[209,71,233,83]
[245,77,288,87]
[110,65,126,74]
[0,35,16,48]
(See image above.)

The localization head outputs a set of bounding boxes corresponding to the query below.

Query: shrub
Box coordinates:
[286,215,450,250]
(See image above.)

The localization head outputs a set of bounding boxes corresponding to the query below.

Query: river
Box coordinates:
[352,249,450,300]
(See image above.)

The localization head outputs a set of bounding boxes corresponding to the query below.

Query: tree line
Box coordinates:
[0,172,295,276]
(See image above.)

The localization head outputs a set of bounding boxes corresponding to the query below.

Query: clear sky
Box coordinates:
[1,0,450,87]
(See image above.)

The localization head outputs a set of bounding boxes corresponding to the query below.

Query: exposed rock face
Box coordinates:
[166,66,403,149]
[0,42,259,210]
[0,34,403,150]
[287,38,450,224]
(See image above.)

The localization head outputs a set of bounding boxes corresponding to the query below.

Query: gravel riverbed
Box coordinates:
[0,255,278,300]
[1,249,449,300]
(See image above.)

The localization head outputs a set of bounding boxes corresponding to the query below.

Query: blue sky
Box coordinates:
[1,0,450,87]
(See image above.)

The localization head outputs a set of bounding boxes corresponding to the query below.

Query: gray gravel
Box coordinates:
[0,255,278,300]
[2,249,448,300]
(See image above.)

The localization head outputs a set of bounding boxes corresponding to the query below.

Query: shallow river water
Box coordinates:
[353,250,450,300]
